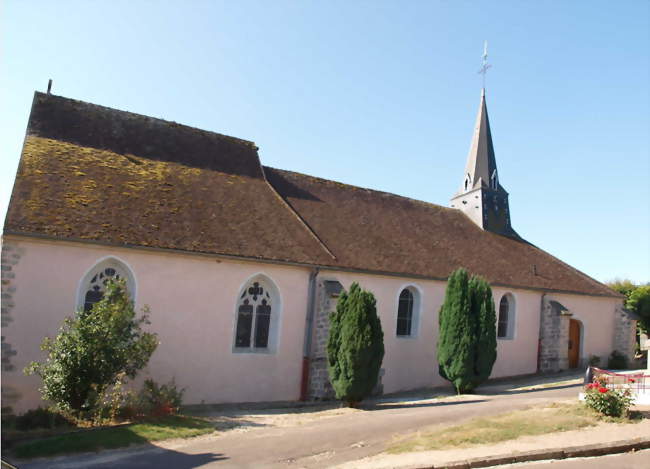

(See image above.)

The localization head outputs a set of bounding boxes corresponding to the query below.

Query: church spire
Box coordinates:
[450,48,518,239]
[461,89,499,193]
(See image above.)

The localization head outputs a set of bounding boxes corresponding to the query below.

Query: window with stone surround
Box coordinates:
[396,286,421,338]
[497,294,515,339]
[77,257,135,313]
[234,275,281,353]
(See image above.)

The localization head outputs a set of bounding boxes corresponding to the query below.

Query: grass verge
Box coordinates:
[387,402,639,454]
[12,415,215,460]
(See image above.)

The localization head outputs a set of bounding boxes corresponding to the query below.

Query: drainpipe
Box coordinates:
[537,293,546,373]
[300,268,320,401]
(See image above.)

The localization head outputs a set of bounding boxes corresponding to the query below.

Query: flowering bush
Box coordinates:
[583,376,633,417]
[133,379,185,417]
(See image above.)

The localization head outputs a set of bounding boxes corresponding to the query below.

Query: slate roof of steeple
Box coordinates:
[3,92,620,298]
[457,89,500,193]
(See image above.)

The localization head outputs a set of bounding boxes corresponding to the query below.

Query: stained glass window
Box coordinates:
[235,280,273,350]
[83,265,125,313]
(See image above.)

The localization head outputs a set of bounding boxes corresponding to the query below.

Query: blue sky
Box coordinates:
[1,1,648,283]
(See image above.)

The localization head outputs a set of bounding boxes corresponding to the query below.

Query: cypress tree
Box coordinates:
[437,268,497,393]
[470,275,497,388]
[327,283,385,406]
[437,268,473,392]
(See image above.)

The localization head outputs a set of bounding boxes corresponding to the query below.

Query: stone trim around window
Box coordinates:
[76,256,137,312]
[395,284,422,339]
[232,273,282,354]
[497,293,516,340]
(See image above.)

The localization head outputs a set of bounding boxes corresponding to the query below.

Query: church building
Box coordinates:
[1,87,635,412]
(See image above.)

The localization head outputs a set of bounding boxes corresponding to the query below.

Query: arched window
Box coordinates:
[397,289,413,336]
[234,275,280,352]
[78,258,135,313]
[490,170,498,190]
[497,294,515,339]
[396,286,421,337]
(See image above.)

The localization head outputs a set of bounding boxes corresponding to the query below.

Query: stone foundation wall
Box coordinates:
[613,303,636,364]
[306,278,385,400]
[1,240,24,413]
[307,279,337,399]
[538,295,570,373]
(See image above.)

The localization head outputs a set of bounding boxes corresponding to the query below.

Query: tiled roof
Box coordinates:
[265,168,617,297]
[3,92,620,298]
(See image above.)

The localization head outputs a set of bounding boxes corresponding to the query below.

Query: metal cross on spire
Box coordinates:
[478,40,491,90]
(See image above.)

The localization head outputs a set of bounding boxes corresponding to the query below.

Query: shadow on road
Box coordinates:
[98,449,228,469]
[480,382,582,396]
[360,398,487,411]
[18,445,229,469]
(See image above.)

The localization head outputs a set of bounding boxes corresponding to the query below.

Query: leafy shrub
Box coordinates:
[90,374,131,424]
[437,268,497,394]
[134,379,185,417]
[607,350,628,370]
[327,283,385,406]
[25,279,158,414]
[583,378,633,417]
[606,279,638,299]
[588,355,601,367]
[14,407,73,431]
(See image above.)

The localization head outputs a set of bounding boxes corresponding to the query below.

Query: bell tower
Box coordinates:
[450,89,518,238]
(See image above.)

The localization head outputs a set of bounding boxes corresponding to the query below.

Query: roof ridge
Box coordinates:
[261,166,337,261]
[263,165,463,215]
[32,92,258,149]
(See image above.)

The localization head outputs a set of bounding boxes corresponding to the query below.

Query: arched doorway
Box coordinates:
[568,319,581,368]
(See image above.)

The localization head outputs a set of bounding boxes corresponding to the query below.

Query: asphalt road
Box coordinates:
[18,377,586,469]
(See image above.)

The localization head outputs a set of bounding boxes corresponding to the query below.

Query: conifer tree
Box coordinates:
[470,275,497,387]
[437,268,497,393]
[327,283,385,406]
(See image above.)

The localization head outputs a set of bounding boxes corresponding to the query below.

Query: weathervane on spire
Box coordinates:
[478,40,491,90]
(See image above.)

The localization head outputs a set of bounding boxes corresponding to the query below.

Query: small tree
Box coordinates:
[628,285,650,335]
[437,268,497,393]
[606,278,638,299]
[327,282,384,406]
[26,279,158,413]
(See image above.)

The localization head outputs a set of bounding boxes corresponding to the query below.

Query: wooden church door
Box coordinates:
[568,319,581,368]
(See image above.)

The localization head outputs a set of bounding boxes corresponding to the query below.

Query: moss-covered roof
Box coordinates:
[4,92,619,298]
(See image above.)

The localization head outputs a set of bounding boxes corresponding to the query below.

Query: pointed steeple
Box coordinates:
[450,89,519,239]
[461,89,499,193]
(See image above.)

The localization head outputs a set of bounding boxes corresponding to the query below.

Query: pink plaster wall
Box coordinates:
[2,237,311,413]
[318,272,446,393]
[325,273,545,393]
[550,292,619,363]
[2,235,622,413]
[490,288,542,378]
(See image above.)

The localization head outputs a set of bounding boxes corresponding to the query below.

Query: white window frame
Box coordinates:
[394,284,422,339]
[497,293,516,340]
[75,256,137,312]
[232,273,282,354]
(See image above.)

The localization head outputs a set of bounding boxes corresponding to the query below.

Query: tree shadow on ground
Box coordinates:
[17,444,228,469]
[190,402,343,420]
[199,416,270,432]
[359,398,487,411]
[480,382,582,396]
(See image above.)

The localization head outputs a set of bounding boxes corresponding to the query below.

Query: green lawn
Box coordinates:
[13,415,216,459]
[388,402,638,454]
